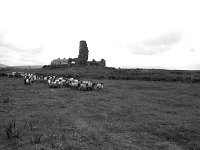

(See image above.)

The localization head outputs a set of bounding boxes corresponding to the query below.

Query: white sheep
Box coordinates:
[79,83,88,91]
[96,83,103,90]
[69,81,80,90]
[87,82,95,91]
[24,78,30,85]
[69,78,74,82]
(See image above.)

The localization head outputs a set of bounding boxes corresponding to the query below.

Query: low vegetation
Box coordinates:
[1,67,200,83]
[0,76,200,149]
[5,121,19,140]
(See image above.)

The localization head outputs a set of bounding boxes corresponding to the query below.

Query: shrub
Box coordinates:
[192,78,200,83]
[3,97,10,103]
[108,76,117,80]
[5,121,19,140]
[0,73,8,77]
[14,73,23,78]
[25,122,44,144]
[31,133,43,144]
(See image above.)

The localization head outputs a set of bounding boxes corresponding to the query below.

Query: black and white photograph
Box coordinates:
[0,0,200,149]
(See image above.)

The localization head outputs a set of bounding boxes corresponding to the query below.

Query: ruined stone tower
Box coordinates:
[78,40,89,66]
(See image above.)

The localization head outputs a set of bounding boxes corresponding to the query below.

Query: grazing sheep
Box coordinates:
[20,72,104,92]
[47,79,52,85]
[63,80,71,87]
[24,78,30,85]
[49,81,62,88]
[69,78,74,82]
[79,83,88,91]
[74,79,80,83]
[96,83,103,90]
[54,79,63,87]
[82,81,88,84]
[30,77,34,83]
[87,82,95,91]
[60,79,66,86]
[43,77,48,82]
[70,81,80,90]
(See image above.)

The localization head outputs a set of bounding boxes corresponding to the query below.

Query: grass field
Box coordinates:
[0,77,200,149]
[1,67,200,83]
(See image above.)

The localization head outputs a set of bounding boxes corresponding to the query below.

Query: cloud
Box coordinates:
[129,31,183,55]
[0,33,43,65]
[189,48,195,52]
[0,40,42,54]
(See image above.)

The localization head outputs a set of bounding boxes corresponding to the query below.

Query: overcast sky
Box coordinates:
[0,0,200,70]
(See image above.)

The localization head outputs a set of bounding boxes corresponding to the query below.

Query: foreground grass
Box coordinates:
[0,77,200,149]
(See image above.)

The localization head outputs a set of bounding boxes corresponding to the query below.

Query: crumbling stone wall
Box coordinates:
[78,40,89,66]
[87,59,106,67]
[48,40,106,68]
[99,59,106,67]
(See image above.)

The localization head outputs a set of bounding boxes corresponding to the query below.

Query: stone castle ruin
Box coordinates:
[78,40,89,66]
[47,40,106,68]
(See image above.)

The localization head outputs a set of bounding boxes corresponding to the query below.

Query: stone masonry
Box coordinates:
[78,40,89,66]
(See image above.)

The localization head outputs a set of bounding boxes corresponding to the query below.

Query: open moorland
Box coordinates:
[1,67,200,82]
[0,72,200,150]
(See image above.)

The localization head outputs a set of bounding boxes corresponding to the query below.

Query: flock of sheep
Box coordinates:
[22,72,104,91]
